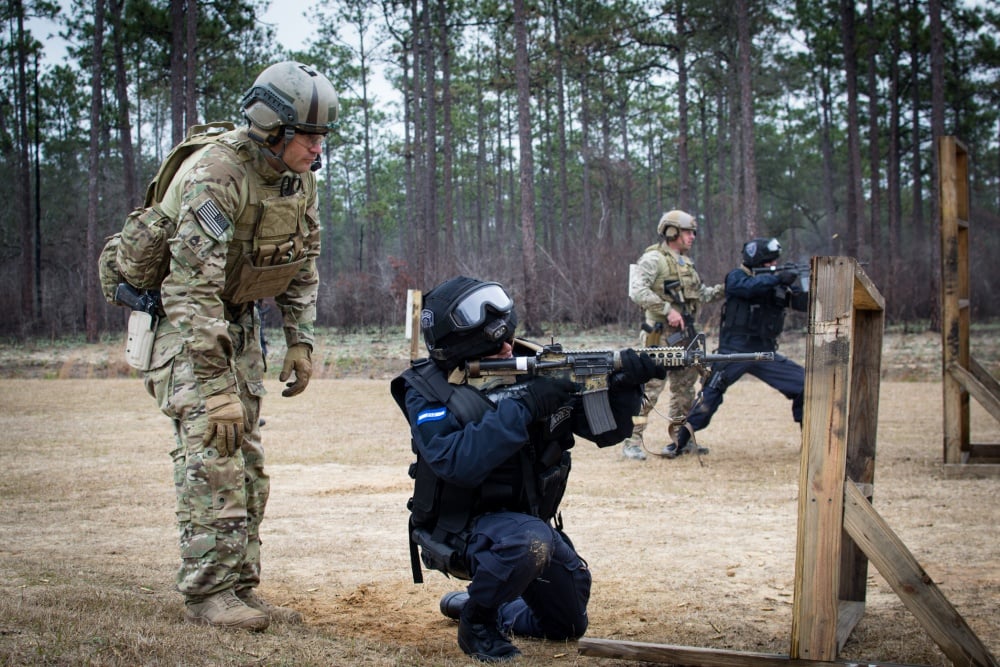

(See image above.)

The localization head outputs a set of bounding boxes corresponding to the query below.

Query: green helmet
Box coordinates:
[241,61,339,143]
[657,209,697,240]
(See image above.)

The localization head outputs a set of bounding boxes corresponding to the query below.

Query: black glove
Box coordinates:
[618,349,667,386]
[520,377,576,419]
[778,271,797,285]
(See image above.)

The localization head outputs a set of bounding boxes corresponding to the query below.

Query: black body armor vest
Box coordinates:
[390,359,573,583]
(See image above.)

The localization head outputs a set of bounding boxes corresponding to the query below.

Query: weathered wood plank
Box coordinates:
[842,481,999,667]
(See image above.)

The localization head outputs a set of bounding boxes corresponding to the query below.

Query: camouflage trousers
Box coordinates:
[143,309,269,600]
[631,328,700,440]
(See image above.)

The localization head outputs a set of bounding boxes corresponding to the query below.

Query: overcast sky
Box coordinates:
[25,0,319,66]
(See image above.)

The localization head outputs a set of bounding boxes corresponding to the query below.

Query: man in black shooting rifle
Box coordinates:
[667,237,808,458]
[391,276,665,662]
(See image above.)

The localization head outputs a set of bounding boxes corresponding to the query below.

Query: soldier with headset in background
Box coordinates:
[623,210,723,461]
[668,238,808,458]
[391,276,665,662]
[138,62,338,630]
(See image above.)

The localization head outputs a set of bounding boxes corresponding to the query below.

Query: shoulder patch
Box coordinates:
[416,407,448,425]
[195,200,231,240]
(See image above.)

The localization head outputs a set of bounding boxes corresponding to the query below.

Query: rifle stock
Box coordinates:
[465,335,774,435]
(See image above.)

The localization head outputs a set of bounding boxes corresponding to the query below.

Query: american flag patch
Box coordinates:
[195,200,231,239]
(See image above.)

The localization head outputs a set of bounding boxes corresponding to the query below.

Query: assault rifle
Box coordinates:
[464,334,773,435]
[751,262,811,291]
[662,279,698,346]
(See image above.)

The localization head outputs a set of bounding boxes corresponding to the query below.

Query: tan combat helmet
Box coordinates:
[241,61,339,146]
[657,209,698,241]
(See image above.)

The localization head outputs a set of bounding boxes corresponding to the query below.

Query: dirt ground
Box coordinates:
[0,330,998,666]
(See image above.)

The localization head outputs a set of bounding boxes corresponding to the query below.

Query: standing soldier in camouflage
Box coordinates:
[141,62,338,630]
[623,210,723,461]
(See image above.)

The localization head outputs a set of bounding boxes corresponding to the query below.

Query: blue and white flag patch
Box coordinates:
[195,199,231,240]
[416,407,448,425]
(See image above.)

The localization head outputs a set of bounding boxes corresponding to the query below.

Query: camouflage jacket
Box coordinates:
[629,241,722,326]
[153,127,320,396]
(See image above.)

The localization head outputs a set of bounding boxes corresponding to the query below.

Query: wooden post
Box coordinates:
[579,257,997,667]
[938,136,1000,473]
[406,289,423,361]
[790,257,884,661]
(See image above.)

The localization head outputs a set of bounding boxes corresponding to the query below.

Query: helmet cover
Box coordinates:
[241,61,339,138]
[657,209,698,238]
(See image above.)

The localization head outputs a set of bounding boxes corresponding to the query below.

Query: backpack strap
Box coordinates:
[392,359,493,583]
[391,359,491,425]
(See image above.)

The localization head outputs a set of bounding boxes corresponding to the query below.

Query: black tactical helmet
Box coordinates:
[742,237,782,268]
[421,276,517,369]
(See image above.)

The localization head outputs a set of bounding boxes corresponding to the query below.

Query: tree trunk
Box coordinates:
[421,0,437,283]
[513,0,539,333]
[865,0,882,285]
[437,0,454,273]
[736,0,758,238]
[676,0,690,212]
[839,0,864,259]
[928,0,945,330]
[12,0,35,324]
[110,0,138,208]
[170,0,185,144]
[552,0,569,261]
[86,0,107,342]
[819,63,838,256]
[887,0,903,318]
[185,0,198,131]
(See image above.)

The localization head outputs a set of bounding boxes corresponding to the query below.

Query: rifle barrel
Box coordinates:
[702,351,775,363]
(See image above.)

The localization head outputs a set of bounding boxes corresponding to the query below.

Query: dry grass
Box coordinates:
[0,325,998,666]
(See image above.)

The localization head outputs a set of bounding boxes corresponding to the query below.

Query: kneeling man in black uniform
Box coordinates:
[392,276,664,662]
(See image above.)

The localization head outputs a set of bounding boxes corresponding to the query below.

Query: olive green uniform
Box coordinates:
[142,127,319,600]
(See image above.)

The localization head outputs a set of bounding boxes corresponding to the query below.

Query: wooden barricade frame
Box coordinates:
[578,257,997,667]
[938,136,1000,475]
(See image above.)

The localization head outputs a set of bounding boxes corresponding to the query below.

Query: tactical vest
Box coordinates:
[639,243,705,321]
[390,359,572,584]
[189,131,313,305]
[720,273,788,349]
[100,123,312,307]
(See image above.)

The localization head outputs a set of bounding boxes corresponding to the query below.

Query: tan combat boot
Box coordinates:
[184,588,269,631]
[236,589,303,624]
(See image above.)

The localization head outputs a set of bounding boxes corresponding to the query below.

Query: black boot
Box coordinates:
[457,603,520,663]
[439,591,468,621]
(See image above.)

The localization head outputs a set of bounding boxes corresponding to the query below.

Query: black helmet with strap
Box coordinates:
[420,276,518,370]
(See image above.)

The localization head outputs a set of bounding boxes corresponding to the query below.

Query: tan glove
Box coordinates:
[204,392,245,457]
[279,343,312,397]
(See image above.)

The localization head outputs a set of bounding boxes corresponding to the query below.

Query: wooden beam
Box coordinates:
[835,601,865,652]
[970,357,1000,399]
[577,638,928,667]
[941,462,1000,478]
[947,362,1000,423]
[842,481,999,667]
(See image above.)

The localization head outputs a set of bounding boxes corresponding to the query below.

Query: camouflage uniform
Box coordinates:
[142,126,319,601]
[626,241,722,451]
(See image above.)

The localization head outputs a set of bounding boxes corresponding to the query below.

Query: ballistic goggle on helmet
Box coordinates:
[421,276,517,368]
[742,237,782,268]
